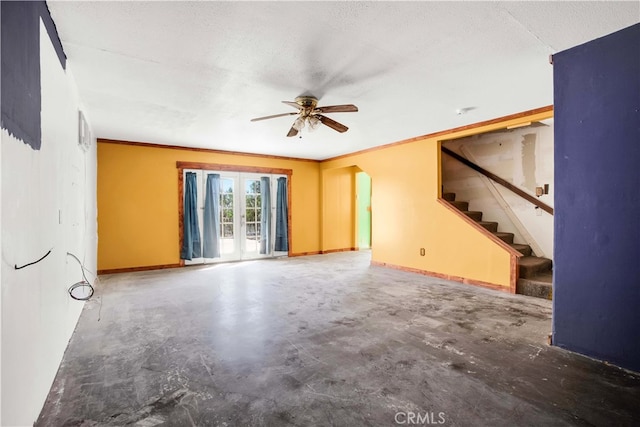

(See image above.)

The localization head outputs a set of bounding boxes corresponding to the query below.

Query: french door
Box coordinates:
[182,170,288,265]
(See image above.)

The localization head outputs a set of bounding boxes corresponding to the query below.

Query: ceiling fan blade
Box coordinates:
[282,101,303,110]
[286,126,299,137]
[315,104,358,114]
[318,115,348,133]
[250,112,298,122]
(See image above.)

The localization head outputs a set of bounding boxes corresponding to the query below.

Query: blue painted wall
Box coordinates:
[1,1,65,150]
[552,23,640,372]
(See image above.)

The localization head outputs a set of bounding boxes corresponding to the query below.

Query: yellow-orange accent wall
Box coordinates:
[320,109,553,289]
[97,108,552,290]
[321,166,358,252]
[97,142,321,270]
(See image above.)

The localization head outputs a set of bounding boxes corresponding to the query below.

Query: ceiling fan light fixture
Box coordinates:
[308,115,321,131]
[292,117,306,131]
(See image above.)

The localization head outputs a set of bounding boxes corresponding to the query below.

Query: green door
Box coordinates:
[356,172,371,249]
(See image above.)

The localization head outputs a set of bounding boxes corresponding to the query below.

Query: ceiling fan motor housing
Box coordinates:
[295,96,319,109]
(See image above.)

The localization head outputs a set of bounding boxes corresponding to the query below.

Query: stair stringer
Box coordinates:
[438,198,522,293]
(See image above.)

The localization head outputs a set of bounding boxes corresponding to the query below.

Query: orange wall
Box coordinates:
[320,109,553,288]
[321,166,357,251]
[97,142,320,270]
[98,108,552,289]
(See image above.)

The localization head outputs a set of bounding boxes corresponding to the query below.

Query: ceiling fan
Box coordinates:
[251,96,358,137]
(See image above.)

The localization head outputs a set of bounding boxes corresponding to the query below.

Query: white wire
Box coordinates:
[66,252,94,300]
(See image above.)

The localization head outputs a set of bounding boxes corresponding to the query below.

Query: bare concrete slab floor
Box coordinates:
[37,252,640,426]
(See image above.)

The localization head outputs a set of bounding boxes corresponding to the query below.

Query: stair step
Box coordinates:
[477,221,499,232]
[493,232,514,244]
[463,211,483,221]
[518,256,553,279]
[528,271,553,284]
[442,192,456,202]
[450,200,469,211]
[510,244,532,256]
[517,276,553,300]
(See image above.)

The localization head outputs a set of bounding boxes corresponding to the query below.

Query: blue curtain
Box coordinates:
[260,177,271,254]
[180,172,201,260]
[203,173,221,258]
[275,177,288,251]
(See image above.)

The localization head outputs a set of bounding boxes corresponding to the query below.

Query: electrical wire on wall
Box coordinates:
[66,252,94,300]
[14,248,52,269]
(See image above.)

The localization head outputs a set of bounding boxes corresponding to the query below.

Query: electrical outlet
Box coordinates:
[535,187,544,197]
[420,248,426,256]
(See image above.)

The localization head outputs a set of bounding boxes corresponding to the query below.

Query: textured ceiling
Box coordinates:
[47,1,639,160]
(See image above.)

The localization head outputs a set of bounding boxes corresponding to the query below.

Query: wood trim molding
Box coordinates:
[370,261,511,293]
[323,105,553,162]
[510,255,519,294]
[320,248,357,254]
[437,198,523,258]
[286,177,292,257]
[178,169,184,265]
[290,251,322,257]
[291,248,358,256]
[98,138,319,163]
[176,161,293,176]
[98,263,182,275]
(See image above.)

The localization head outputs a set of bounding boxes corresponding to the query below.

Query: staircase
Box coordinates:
[443,192,553,299]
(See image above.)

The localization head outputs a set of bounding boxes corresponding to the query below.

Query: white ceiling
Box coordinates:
[47,1,639,160]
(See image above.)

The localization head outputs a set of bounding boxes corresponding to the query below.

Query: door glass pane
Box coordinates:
[245,179,261,253]
[219,178,235,255]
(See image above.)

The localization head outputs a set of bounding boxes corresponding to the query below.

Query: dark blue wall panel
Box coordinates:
[553,23,640,372]
[1,1,66,150]
[1,1,42,149]
[40,2,67,70]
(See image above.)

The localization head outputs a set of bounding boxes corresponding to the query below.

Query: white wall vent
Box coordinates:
[78,110,92,152]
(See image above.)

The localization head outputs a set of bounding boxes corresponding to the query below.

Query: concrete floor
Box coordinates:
[38,252,640,426]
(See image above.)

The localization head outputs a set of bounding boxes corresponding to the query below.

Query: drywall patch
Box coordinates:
[521,133,536,192]
[0,1,66,151]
